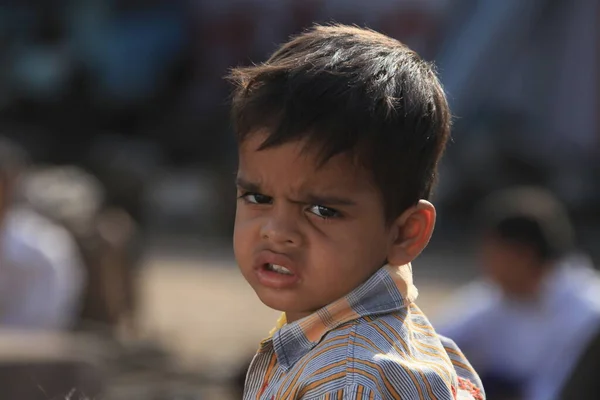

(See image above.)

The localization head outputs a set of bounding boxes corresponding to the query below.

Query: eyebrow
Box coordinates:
[300,193,356,207]
[235,176,356,207]
[235,177,261,193]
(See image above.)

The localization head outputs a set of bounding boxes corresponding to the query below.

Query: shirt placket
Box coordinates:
[245,345,276,400]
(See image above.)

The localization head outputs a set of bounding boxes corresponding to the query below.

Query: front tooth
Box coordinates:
[272,264,292,275]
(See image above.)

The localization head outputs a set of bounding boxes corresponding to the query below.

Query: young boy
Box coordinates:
[228,24,484,399]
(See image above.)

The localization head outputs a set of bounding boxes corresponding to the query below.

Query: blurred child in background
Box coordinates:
[437,186,600,400]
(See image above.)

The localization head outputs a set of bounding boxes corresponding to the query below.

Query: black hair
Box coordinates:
[227,24,451,222]
[478,187,575,262]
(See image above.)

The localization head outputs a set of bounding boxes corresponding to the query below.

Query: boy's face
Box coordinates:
[234,132,393,322]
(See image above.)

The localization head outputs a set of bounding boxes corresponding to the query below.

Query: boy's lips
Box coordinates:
[253,250,300,289]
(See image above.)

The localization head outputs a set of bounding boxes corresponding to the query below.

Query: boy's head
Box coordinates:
[477,186,575,297]
[228,25,450,321]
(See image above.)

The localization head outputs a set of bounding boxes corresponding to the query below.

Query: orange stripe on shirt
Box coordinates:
[297,371,347,398]
[276,339,351,399]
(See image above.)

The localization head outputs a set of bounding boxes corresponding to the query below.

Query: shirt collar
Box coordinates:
[261,263,418,369]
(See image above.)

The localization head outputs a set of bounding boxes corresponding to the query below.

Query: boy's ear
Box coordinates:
[387,200,436,266]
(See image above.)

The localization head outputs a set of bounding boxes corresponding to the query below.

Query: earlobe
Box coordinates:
[387,200,436,266]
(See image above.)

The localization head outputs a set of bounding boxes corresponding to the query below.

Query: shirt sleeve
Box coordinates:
[300,361,482,400]
[302,382,484,400]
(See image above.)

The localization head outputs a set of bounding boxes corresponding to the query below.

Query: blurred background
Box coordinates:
[0,0,598,399]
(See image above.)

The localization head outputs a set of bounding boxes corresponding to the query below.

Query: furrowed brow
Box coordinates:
[299,193,356,207]
[235,176,261,192]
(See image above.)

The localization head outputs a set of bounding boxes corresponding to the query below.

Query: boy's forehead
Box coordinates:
[239,131,345,168]
[237,132,374,193]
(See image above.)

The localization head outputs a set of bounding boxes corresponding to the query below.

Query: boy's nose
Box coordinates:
[260,212,302,247]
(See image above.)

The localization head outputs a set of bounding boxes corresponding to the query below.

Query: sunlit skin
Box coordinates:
[233,131,436,323]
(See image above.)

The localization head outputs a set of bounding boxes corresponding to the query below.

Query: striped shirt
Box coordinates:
[244,264,485,399]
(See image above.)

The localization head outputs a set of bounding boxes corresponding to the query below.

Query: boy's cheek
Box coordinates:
[233,220,255,255]
[233,206,253,228]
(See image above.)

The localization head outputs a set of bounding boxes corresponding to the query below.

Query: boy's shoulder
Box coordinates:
[297,307,484,399]
[312,307,453,368]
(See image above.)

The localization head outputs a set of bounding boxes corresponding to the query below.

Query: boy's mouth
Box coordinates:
[265,263,293,275]
[253,250,300,289]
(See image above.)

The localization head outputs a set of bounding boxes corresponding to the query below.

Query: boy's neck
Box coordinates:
[284,262,396,324]
[285,311,312,324]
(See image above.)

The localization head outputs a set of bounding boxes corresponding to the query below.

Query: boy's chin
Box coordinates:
[254,288,315,318]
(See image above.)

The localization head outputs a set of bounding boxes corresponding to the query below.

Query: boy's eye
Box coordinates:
[308,205,340,219]
[240,192,272,205]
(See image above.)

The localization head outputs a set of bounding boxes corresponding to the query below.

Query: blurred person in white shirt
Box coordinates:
[0,138,85,330]
[436,186,600,400]
[20,165,140,336]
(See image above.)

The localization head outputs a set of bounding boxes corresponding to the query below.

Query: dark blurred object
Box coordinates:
[0,362,101,400]
[87,134,159,228]
[232,354,254,399]
[0,361,98,400]
[0,329,214,400]
[435,0,600,220]
[475,372,523,400]
[441,108,546,206]
[0,331,105,400]
[0,135,30,216]
[80,206,138,334]
[558,326,600,399]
